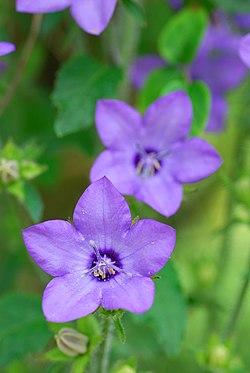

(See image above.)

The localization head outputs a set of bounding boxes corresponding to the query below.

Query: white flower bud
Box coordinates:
[55,327,89,357]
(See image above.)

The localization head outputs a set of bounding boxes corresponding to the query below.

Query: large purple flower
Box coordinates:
[0,42,15,56]
[90,92,222,217]
[22,177,176,322]
[131,18,247,131]
[16,0,117,35]
[239,34,250,68]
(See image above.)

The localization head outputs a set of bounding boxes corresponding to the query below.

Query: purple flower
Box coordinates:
[16,0,117,35]
[0,42,15,56]
[130,55,165,91]
[239,33,250,68]
[131,18,247,132]
[90,92,222,217]
[234,14,250,31]
[168,0,183,11]
[22,177,176,322]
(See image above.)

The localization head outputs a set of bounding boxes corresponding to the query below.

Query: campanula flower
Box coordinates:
[22,177,176,322]
[90,92,222,217]
[131,18,247,131]
[16,0,117,35]
[0,42,15,56]
[239,34,250,68]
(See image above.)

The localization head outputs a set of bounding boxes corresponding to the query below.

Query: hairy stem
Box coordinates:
[99,317,114,373]
[0,14,43,116]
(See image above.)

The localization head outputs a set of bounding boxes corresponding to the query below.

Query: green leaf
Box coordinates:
[187,81,211,136]
[20,161,47,180]
[131,262,187,355]
[121,0,146,25]
[138,67,185,112]
[52,55,122,137]
[212,0,250,12]
[113,315,126,344]
[158,7,208,64]
[71,355,89,373]
[0,294,52,366]
[8,181,43,223]
[45,347,72,363]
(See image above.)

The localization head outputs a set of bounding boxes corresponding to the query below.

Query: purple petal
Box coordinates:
[239,34,250,68]
[90,150,137,195]
[121,219,176,276]
[170,138,222,183]
[0,42,15,56]
[102,275,155,314]
[71,0,117,35]
[73,177,131,248]
[206,94,228,132]
[191,54,246,93]
[234,14,250,31]
[135,174,183,217]
[167,0,183,10]
[142,91,193,149]
[130,54,166,90]
[22,220,91,276]
[42,274,101,322]
[16,0,71,13]
[95,99,142,150]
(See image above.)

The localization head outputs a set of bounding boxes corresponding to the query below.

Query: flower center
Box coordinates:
[134,145,169,179]
[88,240,121,282]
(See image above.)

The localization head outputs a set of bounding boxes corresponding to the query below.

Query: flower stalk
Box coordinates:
[0,13,43,117]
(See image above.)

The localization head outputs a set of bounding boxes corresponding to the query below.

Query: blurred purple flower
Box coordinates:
[130,55,165,91]
[0,42,15,56]
[234,14,250,31]
[168,0,183,10]
[91,92,222,217]
[22,177,176,322]
[16,0,117,35]
[131,18,247,131]
[239,33,250,68]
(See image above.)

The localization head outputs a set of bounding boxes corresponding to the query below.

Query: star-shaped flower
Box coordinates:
[0,42,15,56]
[22,177,176,322]
[90,91,222,217]
[16,0,117,35]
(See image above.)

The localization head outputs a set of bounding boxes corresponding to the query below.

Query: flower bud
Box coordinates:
[55,327,89,357]
[209,344,230,368]
[0,158,19,184]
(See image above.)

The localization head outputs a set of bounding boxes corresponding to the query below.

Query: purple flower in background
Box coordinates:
[0,42,15,56]
[16,0,117,35]
[234,14,250,31]
[130,55,165,91]
[22,177,176,322]
[91,92,222,217]
[131,17,247,131]
[239,34,250,68]
[168,0,183,11]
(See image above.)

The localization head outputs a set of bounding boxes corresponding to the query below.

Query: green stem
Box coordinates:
[118,2,142,102]
[0,14,43,117]
[223,246,250,340]
[99,317,114,373]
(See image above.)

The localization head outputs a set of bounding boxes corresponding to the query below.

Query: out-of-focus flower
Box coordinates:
[22,177,176,322]
[90,92,222,217]
[131,17,247,131]
[16,0,117,35]
[239,33,250,68]
[168,0,183,10]
[0,42,15,56]
[234,13,250,31]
